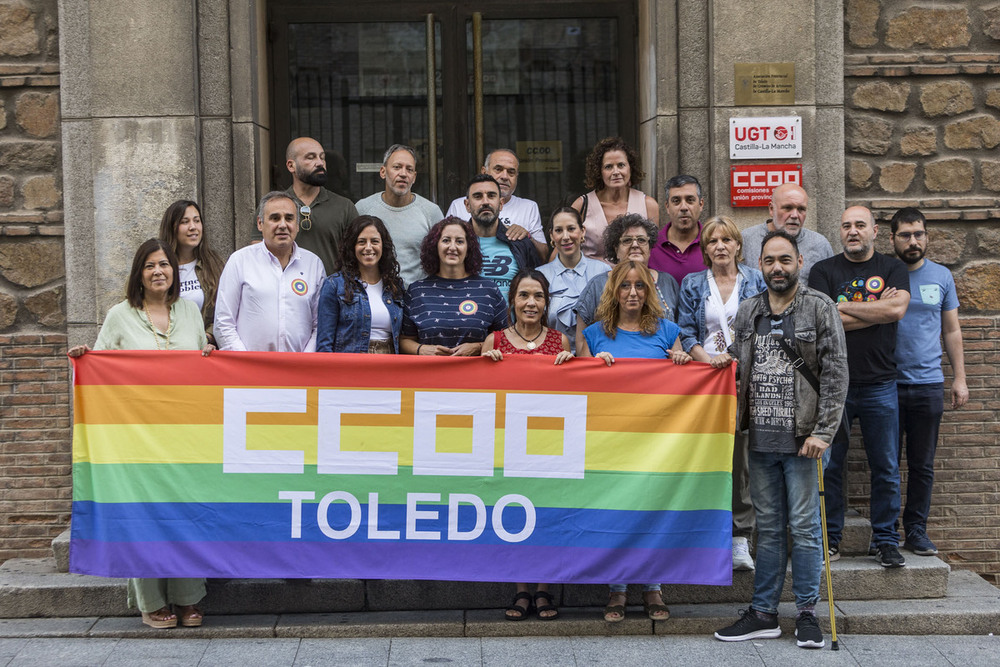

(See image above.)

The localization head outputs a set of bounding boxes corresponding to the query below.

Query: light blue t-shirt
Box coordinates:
[478,235,519,294]
[583,318,681,360]
[896,260,959,385]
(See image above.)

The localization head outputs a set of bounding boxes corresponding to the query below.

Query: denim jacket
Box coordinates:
[316,273,403,353]
[677,265,766,353]
[729,285,848,443]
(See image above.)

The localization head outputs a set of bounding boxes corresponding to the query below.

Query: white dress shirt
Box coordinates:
[214,242,326,352]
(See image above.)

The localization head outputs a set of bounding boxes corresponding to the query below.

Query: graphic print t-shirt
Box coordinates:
[477,236,519,293]
[748,308,802,454]
[808,252,909,384]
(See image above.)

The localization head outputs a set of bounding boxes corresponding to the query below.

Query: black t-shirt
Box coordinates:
[808,252,909,384]
[748,306,804,454]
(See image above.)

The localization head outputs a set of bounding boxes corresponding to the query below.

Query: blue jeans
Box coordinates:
[749,450,822,615]
[823,381,901,546]
[897,383,944,533]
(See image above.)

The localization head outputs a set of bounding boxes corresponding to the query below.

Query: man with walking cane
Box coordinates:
[711,230,848,649]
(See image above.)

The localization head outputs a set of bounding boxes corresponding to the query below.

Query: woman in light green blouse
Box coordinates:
[69,238,214,630]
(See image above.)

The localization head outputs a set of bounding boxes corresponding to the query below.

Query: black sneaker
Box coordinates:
[795,612,825,648]
[904,529,938,556]
[875,542,906,568]
[714,608,781,642]
[828,544,840,562]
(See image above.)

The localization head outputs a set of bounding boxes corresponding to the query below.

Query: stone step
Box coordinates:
[0,571,995,639]
[0,552,949,619]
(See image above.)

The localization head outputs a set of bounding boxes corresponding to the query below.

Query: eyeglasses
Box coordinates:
[894,231,925,242]
[619,281,647,292]
[619,236,650,247]
[299,205,312,231]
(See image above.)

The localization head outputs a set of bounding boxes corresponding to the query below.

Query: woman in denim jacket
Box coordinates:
[676,215,766,572]
[317,215,404,354]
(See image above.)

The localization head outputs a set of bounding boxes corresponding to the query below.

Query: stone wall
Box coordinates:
[0,0,71,562]
[844,0,1000,584]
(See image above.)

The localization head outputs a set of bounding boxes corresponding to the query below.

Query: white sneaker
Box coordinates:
[733,536,755,571]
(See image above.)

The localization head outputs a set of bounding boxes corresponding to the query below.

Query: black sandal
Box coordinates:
[533,590,559,620]
[504,591,534,620]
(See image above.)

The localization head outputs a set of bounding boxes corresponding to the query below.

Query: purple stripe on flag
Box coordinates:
[70,539,732,586]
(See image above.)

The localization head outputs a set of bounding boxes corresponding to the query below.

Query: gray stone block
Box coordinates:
[0,617,98,638]
[655,601,830,636]
[203,578,365,615]
[465,607,653,637]
[88,0,196,116]
[0,558,129,619]
[231,122,262,249]
[274,610,464,638]
[200,118,235,255]
[198,638,302,667]
[197,0,232,117]
[103,637,211,664]
[386,637,483,666]
[3,637,118,664]
[51,529,70,573]
[929,634,1000,667]
[480,637,578,665]
[60,119,97,326]
[366,580,514,612]
[228,2,259,124]
[56,0,92,119]
[677,0,709,109]
[835,594,1000,635]
[88,614,277,639]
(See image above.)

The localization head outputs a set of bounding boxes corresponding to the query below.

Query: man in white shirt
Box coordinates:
[356,144,444,285]
[446,148,547,261]
[214,191,326,352]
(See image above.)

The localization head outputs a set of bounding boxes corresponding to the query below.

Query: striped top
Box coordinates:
[402,275,507,348]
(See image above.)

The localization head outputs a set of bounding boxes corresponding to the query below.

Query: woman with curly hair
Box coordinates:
[399,216,507,356]
[571,137,660,263]
[158,200,226,345]
[317,215,405,353]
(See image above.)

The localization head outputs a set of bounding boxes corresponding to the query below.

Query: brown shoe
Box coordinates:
[176,605,203,627]
[141,607,177,629]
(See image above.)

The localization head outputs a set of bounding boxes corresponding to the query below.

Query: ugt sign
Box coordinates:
[730,116,802,159]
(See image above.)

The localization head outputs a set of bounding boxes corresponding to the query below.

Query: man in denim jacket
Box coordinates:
[713,230,847,649]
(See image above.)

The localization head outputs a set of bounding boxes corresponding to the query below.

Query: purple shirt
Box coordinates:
[649,222,704,287]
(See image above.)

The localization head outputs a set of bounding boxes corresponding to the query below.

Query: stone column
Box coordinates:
[58,0,264,342]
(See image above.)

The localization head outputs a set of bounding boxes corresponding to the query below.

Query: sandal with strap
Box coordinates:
[176,604,203,627]
[533,590,559,621]
[141,606,177,629]
[604,592,626,623]
[643,591,670,621]
[504,591,534,621]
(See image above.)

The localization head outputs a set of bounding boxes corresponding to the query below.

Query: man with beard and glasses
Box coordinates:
[890,207,968,557]
[285,137,359,275]
[448,149,547,261]
[712,230,847,649]
[809,205,910,568]
[356,144,444,286]
[465,174,539,292]
[740,183,834,285]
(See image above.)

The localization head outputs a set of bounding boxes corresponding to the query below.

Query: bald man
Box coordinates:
[285,137,358,274]
[741,183,833,284]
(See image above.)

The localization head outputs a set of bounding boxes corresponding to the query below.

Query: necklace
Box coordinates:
[143,302,170,350]
[511,324,543,350]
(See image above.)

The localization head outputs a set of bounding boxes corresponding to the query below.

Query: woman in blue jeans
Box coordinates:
[317,215,404,354]
[676,215,766,571]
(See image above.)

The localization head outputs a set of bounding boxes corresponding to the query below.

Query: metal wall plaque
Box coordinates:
[734,63,795,106]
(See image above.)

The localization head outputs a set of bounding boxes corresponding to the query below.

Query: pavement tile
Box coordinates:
[753,634,859,666]
[466,607,652,637]
[839,635,944,667]
[6,637,119,666]
[566,635,666,663]
[658,635,764,666]
[387,637,482,666]
[294,638,390,666]
[0,617,98,638]
[0,638,28,664]
[104,638,210,666]
[481,637,577,666]
[196,638,301,666]
[928,634,1000,667]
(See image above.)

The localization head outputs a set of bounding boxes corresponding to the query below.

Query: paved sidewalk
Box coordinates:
[0,634,997,666]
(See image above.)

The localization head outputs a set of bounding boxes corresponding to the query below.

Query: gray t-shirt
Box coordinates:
[573,269,680,327]
[741,222,834,286]
[356,192,444,287]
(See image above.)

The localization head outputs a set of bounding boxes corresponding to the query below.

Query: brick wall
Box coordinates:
[0,0,70,563]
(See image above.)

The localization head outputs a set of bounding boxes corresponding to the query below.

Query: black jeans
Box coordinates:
[897,382,944,533]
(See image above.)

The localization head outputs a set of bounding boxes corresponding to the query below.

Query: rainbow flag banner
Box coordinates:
[71,351,737,584]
